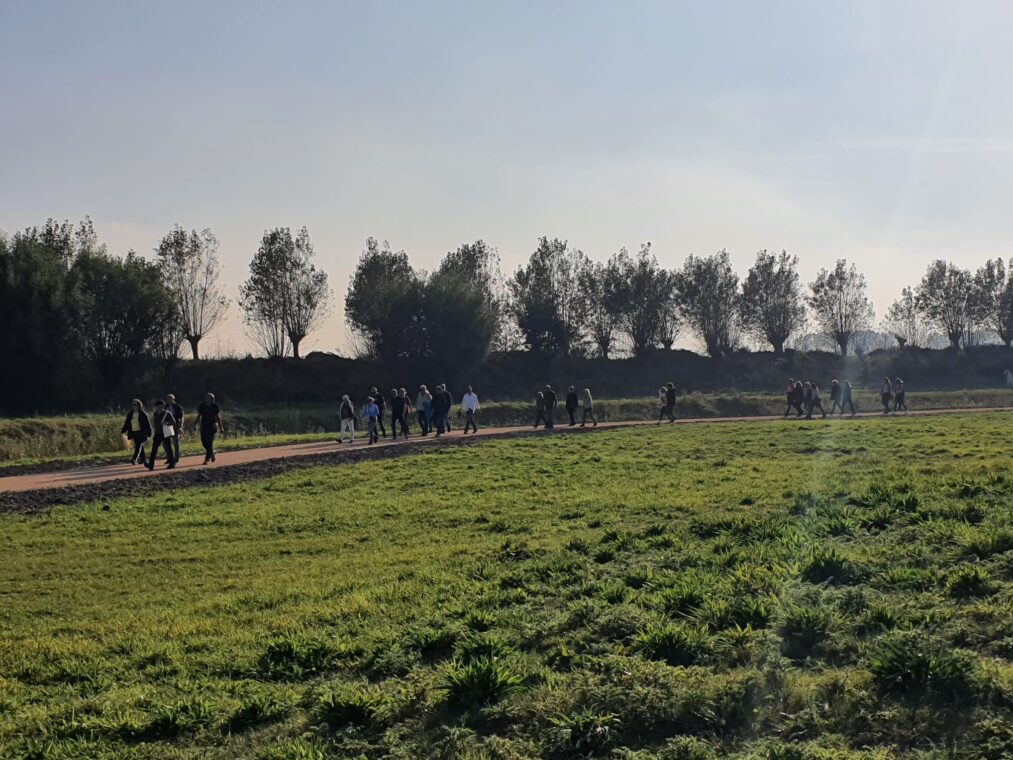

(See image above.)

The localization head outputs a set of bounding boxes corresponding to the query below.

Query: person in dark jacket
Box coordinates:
[166,393,184,463]
[565,386,579,426]
[534,392,548,428]
[544,385,557,428]
[147,399,177,470]
[370,387,387,437]
[431,384,449,436]
[664,382,677,423]
[121,399,152,465]
[391,388,408,440]
[805,382,827,419]
[790,381,805,417]
[783,378,796,417]
[829,380,843,415]
[195,392,224,464]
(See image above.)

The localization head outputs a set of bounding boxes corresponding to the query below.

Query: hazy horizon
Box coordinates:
[4,0,1013,356]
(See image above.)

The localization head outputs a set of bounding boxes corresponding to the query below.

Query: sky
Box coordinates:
[3,0,1013,356]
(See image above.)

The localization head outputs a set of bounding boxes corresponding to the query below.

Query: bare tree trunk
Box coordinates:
[187,336,200,360]
[291,337,302,359]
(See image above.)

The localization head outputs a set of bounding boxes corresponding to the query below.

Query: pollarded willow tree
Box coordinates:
[807,259,875,356]
[155,226,228,360]
[974,258,1013,348]
[882,286,929,348]
[611,243,677,356]
[740,250,806,353]
[240,227,330,359]
[915,260,978,350]
[508,237,591,356]
[674,250,740,357]
[578,257,624,358]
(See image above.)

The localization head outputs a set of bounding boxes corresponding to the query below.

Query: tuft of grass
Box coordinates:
[948,564,996,599]
[440,658,525,707]
[869,632,979,702]
[634,623,712,666]
[316,683,388,727]
[778,603,839,662]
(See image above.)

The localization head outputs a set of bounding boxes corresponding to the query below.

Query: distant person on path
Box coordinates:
[829,380,843,415]
[806,382,827,419]
[534,391,548,428]
[663,382,677,423]
[391,388,408,440]
[121,399,152,465]
[790,382,805,417]
[196,392,224,464]
[657,387,668,423]
[364,396,380,444]
[783,378,796,417]
[565,386,579,426]
[338,394,356,443]
[166,393,184,463]
[894,378,908,412]
[147,399,177,470]
[544,385,557,428]
[444,385,453,432]
[370,387,387,438]
[432,384,451,436]
[581,388,597,427]
[842,381,857,416]
[400,387,413,435]
[462,385,480,434]
[880,378,894,414]
[416,385,432,435]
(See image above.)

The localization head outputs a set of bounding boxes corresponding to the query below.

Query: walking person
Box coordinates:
[147,399,177,470]
[415,385,432,435]
[880,377,894,415]
[391,388,407,440]
[166,393,184,463]
[790,381,805,417]
[121,399,151,465]
[565,386,579,426]
[196,392,224,464]
[338,394,356,443]
[894,378,908,412]
[829,380,843,415]
[783,378,797,417]
[461,385,479,434]
[806,382,827,419]
[657,386,668,424]
[580,388,597,427]
[664,382,677,423]
[432,384,450,436]
[400,388,413,436]
[544,385,557,428]
[370,387,387,437]
[842,381,857,417]
[364,396,380,444]
[534,391,548,428]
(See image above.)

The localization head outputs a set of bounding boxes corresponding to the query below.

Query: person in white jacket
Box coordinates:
[461,386,479,434]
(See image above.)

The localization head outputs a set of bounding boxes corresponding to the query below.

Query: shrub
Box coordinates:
[257,633,360,680]
[634,623,712,666]
[441,658,524,706]
[869,632,978,702]
[548,709,621,754]
[317,683,388,727]
[779,603,838,661]
[948,564,996,599]
[801,546,856,585]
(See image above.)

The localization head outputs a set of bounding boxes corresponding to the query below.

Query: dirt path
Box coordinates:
[1,407,1007,513]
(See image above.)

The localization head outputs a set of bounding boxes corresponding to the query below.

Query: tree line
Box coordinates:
[3,217,1012,411]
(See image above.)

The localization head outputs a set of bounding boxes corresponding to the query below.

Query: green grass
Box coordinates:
[3,388,1013,471]
[3,413,1013,757]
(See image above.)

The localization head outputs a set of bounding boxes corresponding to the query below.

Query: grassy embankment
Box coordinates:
[3,412,1013,757]
[2,388,1012,471]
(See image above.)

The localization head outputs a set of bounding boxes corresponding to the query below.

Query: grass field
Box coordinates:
[3,413,1013,758]
[3,388,1013,471]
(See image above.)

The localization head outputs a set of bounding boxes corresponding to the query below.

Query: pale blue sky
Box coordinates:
[3,1,1013,354]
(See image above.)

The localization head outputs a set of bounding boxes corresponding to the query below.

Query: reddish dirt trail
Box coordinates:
[1,406,1008,497]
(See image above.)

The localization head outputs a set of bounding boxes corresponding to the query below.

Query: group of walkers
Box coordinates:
[337,383,598,445]
[783,377,909,419]
[338,384,476,445]
[121,392,224,468]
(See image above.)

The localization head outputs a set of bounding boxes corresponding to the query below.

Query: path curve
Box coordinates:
[1,406,1008,501]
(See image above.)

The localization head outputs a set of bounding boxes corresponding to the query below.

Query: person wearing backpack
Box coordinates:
[121,398,152,465]
[338,395,356,443]
[147,398,177,470]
